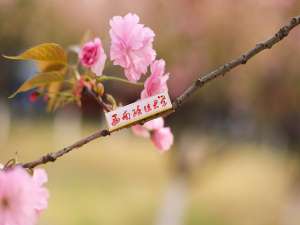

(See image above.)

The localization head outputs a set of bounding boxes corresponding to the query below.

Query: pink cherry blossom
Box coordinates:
[151,127,174,152]
[131,124,149,138]
[143,117,164,130]
[0,167,49,225]
[79,38,107,76]
[141,59,169,99]
[131,117,173,151]
[131,117,164,137]
[109,13,156,82]
[32,169,49,214]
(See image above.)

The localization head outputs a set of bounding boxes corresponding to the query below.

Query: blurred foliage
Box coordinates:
[2,0,300,147]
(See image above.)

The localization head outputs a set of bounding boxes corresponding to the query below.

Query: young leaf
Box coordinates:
[9,70,67,98]
[46,82,63,112]
[3,43,67,64]
[49,91,75,111]
[36,61,66,72]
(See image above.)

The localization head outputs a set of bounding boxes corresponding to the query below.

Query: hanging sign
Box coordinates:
[105,91,172,131]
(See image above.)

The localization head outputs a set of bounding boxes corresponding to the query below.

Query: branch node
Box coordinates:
[43,154,56,163]
[195,79,204,87]
[222,64,230,75]
[256,43,264,48]
[101,129,110,137]
[277,27,289,41]
[291,17,298,25]
[241,54,248,64]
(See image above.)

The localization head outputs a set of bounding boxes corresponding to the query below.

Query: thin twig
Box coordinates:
[86,88,112,112]
[21,16,300,169]
[21,130,111,169]
[97,75,144,86]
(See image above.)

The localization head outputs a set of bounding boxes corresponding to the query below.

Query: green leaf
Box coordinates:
[9,70,67,98]
[3,43,67,64]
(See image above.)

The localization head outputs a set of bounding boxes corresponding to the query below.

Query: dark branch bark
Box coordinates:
[172,16,300,109]
[21,129,111,168]
[21,15,300,169]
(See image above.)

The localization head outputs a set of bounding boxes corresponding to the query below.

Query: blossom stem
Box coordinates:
[85,88,112,112]
[97,75,144,86]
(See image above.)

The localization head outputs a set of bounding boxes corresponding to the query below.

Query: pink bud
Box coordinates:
[79,38,107,76]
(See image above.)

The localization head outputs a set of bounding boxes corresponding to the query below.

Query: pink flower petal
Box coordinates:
[143,117,164,130]
[151,127,174,152]
[141,59,169,99]
[131,125,150,138]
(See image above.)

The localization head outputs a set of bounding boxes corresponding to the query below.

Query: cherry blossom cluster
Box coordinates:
[79,13,173,151]
[0,13,174,225]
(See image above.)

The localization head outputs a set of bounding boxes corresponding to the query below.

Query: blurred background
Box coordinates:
[1,0,300,225]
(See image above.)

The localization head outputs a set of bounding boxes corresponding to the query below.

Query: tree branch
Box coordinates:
[21,129,111,168]
[21,16,300,169]
[172,16,300,109]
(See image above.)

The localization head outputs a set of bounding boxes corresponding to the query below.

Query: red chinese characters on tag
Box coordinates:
[111,114,121,126]
[122,111,131,121]
[132,105,142,118]
[105,91,172,131]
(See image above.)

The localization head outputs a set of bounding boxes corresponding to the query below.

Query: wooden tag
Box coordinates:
[105,91,172,131]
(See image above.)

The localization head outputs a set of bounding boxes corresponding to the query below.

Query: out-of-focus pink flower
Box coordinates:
[131,117,173,151]
[132,117,164,137]
[79,38,107,76]
[0,167,49,225]
[109,13,156,82]
[29,92,39,103]
[143,117,164,130]
[141,59,169,99]
[32,169,49,214]
[151,127,174,152]
[131,124,150,138]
